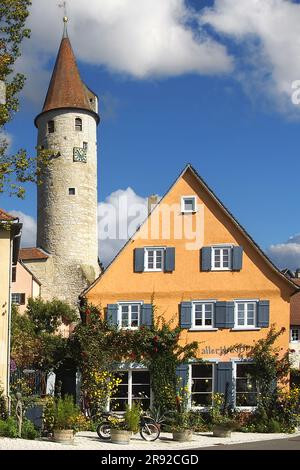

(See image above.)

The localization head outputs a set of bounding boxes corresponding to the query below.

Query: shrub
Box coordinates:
[124,403,141,433]
[0,417,18,438]
[53,395,80,431]
[22,418,39,440]
[0,387,8,420]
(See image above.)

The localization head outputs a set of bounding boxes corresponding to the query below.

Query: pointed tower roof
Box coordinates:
[35,33,99,126]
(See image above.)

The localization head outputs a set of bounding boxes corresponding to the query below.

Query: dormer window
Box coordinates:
[48,120,55,133]
[75,118,82,131]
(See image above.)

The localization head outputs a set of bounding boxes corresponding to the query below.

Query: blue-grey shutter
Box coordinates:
[215,301,234,329]
[107,304,118,326]
[215,362,233,408]
[180,302,192,329]
[141,304,153,327]
[134,248,144,272]
[176,364,189,391]
[257,300,270,328]
[201,247,212,271]
[164,247,175,272]
[232,246,243,271]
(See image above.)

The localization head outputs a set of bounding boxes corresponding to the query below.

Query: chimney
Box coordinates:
[295,269,300,279]
[148,195,159,215]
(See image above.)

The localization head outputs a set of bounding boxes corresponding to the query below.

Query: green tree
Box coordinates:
[0,0,52,198]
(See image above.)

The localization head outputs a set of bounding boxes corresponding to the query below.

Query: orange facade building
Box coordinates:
[83,165,299,410]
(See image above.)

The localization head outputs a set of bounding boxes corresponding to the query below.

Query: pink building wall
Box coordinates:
[11,261,41,313]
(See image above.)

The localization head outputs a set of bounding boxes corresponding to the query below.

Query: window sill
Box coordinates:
[235,406,257,412]
[231,327,261,331]
[189,328,218,332]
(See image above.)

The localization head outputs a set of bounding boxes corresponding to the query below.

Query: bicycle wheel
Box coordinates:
[96,421,111,440]
[140,423,160,441]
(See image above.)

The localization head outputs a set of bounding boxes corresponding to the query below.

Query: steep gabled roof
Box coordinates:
[81,164,300,297]
[35,36,99,125]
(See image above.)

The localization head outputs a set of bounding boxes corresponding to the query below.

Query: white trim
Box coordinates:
[211,245,232,271]
[117,301,143,330]
[181,195,197,213]
[290,327,300,342]
[191,300,216,330]
[108,367,152,411]
[234,300,258,329]
[144,247,165,272]
[233,361,258,410]
[189,362,215,410]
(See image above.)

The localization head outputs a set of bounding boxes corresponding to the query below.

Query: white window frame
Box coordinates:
[234,300,258,330]
[191,301,217,330]
[189,362,215,410]
[181,195,197,214]
[118,302,143,330]
[11,293,22,305]
[211,245,232,271]
[233,361,258,411]
[109,368,152,411]
[144,247,165,272]
[291,327,300,342]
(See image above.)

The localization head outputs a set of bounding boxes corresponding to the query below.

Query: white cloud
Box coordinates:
[267,234,300,270]
[0,130,13,151]
[98,187,148,266]
[19,0,232,103]
[9,211,37,247]
[201,0,300,113]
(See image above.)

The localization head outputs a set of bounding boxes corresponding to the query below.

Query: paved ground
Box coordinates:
[199,435,300,450]
[0,431,300,450]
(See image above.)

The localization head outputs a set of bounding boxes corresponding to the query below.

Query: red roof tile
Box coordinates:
[0,209,17,221]
[20,247,49,261]
[42,37,94,114]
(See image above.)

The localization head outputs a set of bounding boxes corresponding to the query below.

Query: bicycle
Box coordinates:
[96,410,160,441]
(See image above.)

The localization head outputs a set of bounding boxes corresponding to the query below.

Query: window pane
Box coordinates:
[192,364,213,378]
[110,399,127,411]
[236,364,255,378]
[192,379,212,393]
[132,371,150,384]
[184,198,195,211]
[236,393,258,407]
[192,393,212,406]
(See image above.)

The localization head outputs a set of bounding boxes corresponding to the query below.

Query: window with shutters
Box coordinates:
[181,195,197,213]
[118,303,141,329]
[235,363,258,407]
[192,302,215,329]
[11,293,25,305]
[291,327,300,342]
[191,363,214,407]
[212,246,232,270]
[110,370,151,411]
[234,301,257,328]
[75,117,83,131]
[144,247,164,272]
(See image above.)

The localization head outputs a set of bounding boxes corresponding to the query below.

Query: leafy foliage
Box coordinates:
[11,299,76,372]
[52,395,80,431]
[0,0,53,197]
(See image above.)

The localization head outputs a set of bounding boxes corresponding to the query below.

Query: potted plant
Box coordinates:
[52,395,80,444]
[210,393,235,438]
[167,386,193,442]
[110,403,141,445]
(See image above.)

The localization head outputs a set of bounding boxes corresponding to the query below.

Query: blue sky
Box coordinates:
[1,0,300,268]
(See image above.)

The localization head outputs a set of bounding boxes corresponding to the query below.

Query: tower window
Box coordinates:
[83,142,88,150]
[69,188,76,195]
[48,120,55,133]
[75,118,82,131]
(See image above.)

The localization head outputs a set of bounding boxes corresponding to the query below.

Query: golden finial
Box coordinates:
[59,2,69,38]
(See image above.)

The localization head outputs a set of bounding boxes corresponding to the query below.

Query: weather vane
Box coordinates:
[59,2,68,37]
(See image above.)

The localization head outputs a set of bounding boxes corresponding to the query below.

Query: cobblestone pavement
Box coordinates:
[1,431,300,450]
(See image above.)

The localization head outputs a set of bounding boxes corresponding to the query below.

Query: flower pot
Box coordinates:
[110,429,131,445]
[53,429,74,444]
[212,425,232,438]
[172,430,193,442]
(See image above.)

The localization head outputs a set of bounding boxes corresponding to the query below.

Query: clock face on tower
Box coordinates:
[73,147,87,163]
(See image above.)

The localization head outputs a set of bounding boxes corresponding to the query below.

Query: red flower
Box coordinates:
[86,309,91,315]
[154,347,158,353]
[153,336,158,342]
[129,352,136,360]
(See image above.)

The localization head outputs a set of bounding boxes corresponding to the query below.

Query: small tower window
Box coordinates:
[83,142,88,150]
[69,188,76,195]
[48,120,55,133]
[75,118,82,131]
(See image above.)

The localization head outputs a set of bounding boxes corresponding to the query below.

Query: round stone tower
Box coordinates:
[34,26,100,306]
